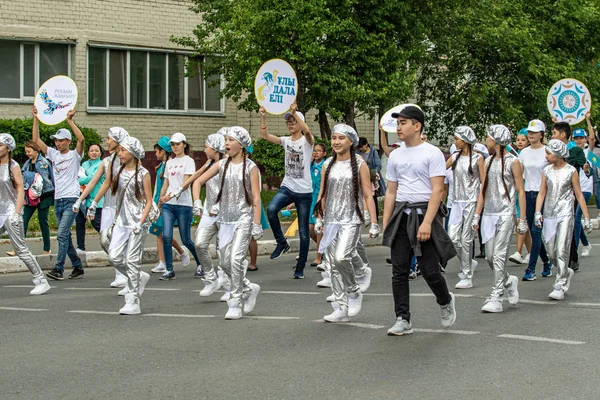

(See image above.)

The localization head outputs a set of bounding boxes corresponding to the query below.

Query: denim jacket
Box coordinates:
[22,155,55,194]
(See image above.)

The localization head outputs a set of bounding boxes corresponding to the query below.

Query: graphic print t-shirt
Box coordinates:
[280,136,313,193]
[45,147,82,199]
[165,156,196,206]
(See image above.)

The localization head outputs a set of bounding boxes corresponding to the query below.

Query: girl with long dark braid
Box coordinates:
[313,124,379,323]
[445,126,485,289]
[473,125,527,313]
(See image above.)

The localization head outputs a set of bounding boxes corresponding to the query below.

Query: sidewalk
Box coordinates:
[0,224,383,274]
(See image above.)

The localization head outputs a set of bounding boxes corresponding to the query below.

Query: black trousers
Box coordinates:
[391,213,451,322]
[569,203,579,267]
[76,208,102,251]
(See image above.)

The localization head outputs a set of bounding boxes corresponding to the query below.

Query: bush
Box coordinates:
[0,117,102,163]
[252,137,331,188]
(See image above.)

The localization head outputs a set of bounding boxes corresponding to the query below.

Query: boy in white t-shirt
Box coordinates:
[32,106,85,281]
[260,102,314,279]
[382,105,456,336]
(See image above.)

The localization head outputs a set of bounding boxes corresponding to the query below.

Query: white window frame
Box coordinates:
[0,39,72,103]
[87,44,225,116]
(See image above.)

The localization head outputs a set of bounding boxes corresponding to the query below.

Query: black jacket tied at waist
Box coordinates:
[382,201,456,265]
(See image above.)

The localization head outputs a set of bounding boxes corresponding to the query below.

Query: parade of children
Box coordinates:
[1,102,598,335]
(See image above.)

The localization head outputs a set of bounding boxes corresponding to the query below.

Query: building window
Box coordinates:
[0,40,71,100]
[87,46,224,114]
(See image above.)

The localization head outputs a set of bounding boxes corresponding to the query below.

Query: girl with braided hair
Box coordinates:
[445,126,485,290]
[74,127,130,289]
[313,124,379,323]
[167,126,262,320]
[0,133,51,295]
[106,137,154,314]
[473,125,527,313]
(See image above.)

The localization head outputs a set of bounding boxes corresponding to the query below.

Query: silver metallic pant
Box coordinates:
[100,228,111,254]
[545,217,574,290]
[108,228,148,299]
[195,222,219,283]
[485,215,514,298]
[354,238,368,278]
[448,202,477,279]
[2,218,44,280]
[326,224,361,307]
[219,222,252,302]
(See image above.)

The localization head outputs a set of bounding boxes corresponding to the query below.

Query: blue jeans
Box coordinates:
[162,204,201,271]
[54,197,82,272]
[574,192,592,248]
[267,186,313,268]
[525,191,549,271]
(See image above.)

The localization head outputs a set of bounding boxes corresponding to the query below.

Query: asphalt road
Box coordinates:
[2,234,600,400]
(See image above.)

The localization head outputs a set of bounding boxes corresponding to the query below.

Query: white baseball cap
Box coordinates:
[50,128,72,140]
[283,111,305,123]
[527,119,546,133]
[169,132,187,143]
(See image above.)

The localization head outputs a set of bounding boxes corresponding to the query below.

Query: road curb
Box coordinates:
[0,234,384,274]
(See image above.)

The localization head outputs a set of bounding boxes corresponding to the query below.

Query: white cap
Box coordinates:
[169,132,187,144]
[527,119,546,133]
[283,111,305,123]
[50,128,72,140]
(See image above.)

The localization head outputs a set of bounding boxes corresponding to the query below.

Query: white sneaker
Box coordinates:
[347,291,363,317]
[200,279,220,297]
[387,318,413,336]
[508,252,525,264]
[119,294,141,315]
[323,302,350,322]
[225,298,242,320]
[481,297,503,312]
[151,261,166,273]
[524,253,530,263]
[455,278,473,289]
[564,268,575,292]
[440,292,457,327]
[139,271,150,295]
[457,272,466,280]
[357,267,372,292]
[220,290,231,302]
[110,270,128,288]
[243,283,260,314]
[326,293,335,302]
[180,249,191,267]
[317,271,331,288]
[471,259,478,273]
[506,275,519,305]
[76,248,86,257]
[316,262,326,272]
[117,286,128,296]
[30,278,51,295]
[581,244,592,257]
[548,286,565,300]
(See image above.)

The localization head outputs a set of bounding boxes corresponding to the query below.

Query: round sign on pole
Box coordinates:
[547,78,592,125]
[34,75,78,126]
[379,103,422,133]
[255,59,298,115]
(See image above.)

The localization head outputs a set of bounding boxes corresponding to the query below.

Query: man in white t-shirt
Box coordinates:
[260,102,314,278]
[32,106,85,281]
[381,105,456,336]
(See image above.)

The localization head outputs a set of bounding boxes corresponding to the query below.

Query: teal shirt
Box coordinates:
[79,158,104,208]
[153,162,166,204]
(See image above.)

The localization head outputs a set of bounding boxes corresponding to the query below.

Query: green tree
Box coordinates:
[416,0,600,142]
[172,0,429,137]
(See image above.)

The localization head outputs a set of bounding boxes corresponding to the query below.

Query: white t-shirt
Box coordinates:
[444,168,454,208]
[581,149,593,193]
[519,146,548,192]
[386,142,446,203]
[165,156,196,206]
[45,147,82,199]
[280,136,313,193]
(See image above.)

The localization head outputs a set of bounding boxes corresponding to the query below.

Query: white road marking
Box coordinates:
[571,302,600,307]
[518,299,558,305]
[144,313,217,318]
[0,306,48,312]
[313,320,385,329]
[262,290,322,295]
[64,287,114,291]
[3,285,35,288]
[140,288,181,292]
[498,334,585,345]
[67,310,119,315]
[413,328,480,335]
[247,316,301,320]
